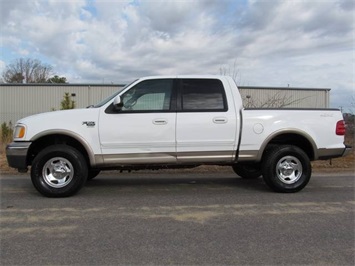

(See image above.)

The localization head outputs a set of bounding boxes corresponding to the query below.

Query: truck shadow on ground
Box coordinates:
[84,173,269,193]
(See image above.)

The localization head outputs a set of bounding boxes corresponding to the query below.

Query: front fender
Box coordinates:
[31,129,98,166]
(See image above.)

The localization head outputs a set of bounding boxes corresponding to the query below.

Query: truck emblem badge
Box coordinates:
[82,121,96,127]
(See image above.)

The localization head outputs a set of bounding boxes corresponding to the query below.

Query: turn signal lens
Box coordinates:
[336,120,345,136]
[14,125,26,139]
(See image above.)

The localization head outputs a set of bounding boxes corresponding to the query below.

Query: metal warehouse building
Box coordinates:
[0,84,124,124]
[238,86,330,109]
[0,83,330,124]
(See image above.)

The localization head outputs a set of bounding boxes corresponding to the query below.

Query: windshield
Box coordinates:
[93,80,137,108]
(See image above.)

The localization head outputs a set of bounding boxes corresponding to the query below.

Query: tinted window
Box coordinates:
[181,79,227,111]
[121,79,173,112]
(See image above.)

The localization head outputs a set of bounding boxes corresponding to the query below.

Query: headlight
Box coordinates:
[14,125,26,139]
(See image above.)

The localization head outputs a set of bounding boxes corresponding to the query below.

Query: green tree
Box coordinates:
[47,75,68,83]
[60,93,75,110]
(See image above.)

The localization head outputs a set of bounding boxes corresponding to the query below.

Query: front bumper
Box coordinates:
[6,142,31,171]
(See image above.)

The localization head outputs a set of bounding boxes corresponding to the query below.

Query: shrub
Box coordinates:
[60,92,75,110]
[1,122,13,144]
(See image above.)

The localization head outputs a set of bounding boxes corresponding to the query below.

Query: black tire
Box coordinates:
[232,163,261,179]
[262,145,311,193]
[87,169,101,180]
[31,145,88,197]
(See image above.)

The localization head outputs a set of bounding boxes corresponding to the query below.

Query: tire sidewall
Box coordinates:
[262,146,311,193]
[31,145,88,197]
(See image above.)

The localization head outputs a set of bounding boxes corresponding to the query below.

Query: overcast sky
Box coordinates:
[1,0,354,111]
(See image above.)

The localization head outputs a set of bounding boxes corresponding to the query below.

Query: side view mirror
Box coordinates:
[113,95,123,111]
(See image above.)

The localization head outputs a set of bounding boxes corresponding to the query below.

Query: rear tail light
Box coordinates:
[336,120,346,135]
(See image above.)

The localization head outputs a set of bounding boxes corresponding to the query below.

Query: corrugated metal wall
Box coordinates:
[0,84,330,124]
[0,84,123,124]
[238,86,330,108]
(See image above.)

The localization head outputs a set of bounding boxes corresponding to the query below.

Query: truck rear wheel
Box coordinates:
[262,145,311,193]
[88,169,101,180]
[31,145,88,197]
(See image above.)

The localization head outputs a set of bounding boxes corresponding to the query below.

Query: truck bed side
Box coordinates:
[238,108,346,162]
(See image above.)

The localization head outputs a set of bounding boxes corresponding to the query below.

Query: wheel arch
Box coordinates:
[27,130,96,167]
[259,130,318,161]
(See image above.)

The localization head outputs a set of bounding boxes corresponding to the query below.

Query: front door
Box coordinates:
[99,79,176,165]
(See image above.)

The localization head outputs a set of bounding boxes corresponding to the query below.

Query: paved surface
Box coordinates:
[1,170,354,265]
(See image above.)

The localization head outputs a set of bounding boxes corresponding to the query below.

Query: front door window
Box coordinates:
[121,79,173,112]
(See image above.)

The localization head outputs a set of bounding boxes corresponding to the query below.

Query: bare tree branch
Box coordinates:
[2,58,53,83]
[219,59,239,82]
[242,92,311,108]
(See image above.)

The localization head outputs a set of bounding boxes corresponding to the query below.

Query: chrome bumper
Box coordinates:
[6,142,31,171]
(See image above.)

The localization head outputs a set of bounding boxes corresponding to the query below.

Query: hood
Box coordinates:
[17,108,100,141]
[17,108,96,124]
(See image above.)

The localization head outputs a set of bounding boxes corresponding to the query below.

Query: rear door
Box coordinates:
[176,78,238,163]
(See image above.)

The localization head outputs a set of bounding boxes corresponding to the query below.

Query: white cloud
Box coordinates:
[0,60,5,76]
[1,0,354,109]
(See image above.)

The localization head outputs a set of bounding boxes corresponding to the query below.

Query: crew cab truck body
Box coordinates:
[6,75,351,197]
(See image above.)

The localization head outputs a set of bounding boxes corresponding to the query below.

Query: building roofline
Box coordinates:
[0,83,125,87]
[0,83,331,91]
[238,86,331,91]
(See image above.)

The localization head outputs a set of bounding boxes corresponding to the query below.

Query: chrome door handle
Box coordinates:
[213,117,228,124]
[153,119,168,125]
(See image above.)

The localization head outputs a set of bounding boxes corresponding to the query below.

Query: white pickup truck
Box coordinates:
[6,75,351,197]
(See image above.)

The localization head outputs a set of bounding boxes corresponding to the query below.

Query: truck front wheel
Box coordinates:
[31,145,88,197]
[262,145,311,193]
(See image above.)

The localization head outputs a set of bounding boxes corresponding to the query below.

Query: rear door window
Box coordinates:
[180,79,227,111]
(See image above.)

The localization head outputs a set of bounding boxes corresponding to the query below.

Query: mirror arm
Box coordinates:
[113,95,123,111]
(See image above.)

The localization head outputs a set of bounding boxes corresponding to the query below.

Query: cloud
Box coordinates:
[0,60,5,76]
[1,0,354,109]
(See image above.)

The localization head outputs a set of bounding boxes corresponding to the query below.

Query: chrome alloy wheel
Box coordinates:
[276,156,302,184]
[42,157,74,188]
